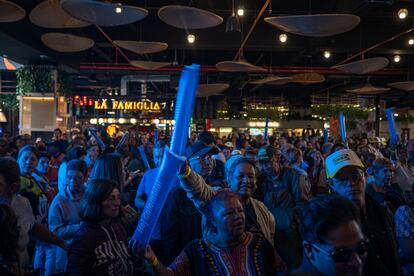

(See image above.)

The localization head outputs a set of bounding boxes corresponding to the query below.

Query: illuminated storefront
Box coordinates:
[19,94,68,135]
[70,95,173,134]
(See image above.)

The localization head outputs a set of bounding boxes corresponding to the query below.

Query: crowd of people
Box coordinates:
[0,126,413,276]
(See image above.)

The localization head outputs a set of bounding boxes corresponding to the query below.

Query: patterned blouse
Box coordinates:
[168,232,276,276]
[395,205,414,276]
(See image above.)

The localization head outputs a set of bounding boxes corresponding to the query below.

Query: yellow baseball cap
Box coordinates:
[326,149,365,179]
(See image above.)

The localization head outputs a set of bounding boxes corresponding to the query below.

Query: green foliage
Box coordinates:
[311,104,372,119]
[0,94,19,110]
[395,114,414,123]
[246,108,288,120]
[16,65,53,94]
[58,71,73,96]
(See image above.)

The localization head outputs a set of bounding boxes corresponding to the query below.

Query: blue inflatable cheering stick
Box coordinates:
[385,108,399,146]
[89,128,106,151]
[138,145,151,171]
[153,128,159,145]
[323,128,329,144]
[339,112,347,144]
[131,64,200,247]
[115,132,129,152]
[264,115,269,145]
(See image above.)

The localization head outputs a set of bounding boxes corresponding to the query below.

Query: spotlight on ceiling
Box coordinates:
[398,8,408,19]
[324,50,331,59]
[115,3,122,14]
[187,34,195,44]
[237,8,244,16]
[226,0,241,32]
[226,14,241,32]
[408,38,414,45]
[394,55,401,63]
[279,33,287,43]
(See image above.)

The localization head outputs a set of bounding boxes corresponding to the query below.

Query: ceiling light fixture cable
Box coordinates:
[336,27,413,66]
[233,0,271,61]
[95,24,131,64]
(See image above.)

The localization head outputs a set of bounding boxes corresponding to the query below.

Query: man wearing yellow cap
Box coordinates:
[326,149,400,276]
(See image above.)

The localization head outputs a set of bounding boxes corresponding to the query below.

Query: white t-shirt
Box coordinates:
[10,194,36,269]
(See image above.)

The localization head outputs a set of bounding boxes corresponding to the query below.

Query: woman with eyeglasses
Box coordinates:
[297,194,368,276]
[179,154,276,245]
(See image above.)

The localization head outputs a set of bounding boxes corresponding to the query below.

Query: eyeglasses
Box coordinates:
[189,155,212,163]
[312,241,368,263]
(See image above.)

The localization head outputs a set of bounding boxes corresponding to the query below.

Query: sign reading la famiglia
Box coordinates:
[95,99,161,111]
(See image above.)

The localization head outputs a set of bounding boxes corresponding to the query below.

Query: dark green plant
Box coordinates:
[0,94,19,110]
[395,114,414,123]
[16,65,53,94]
[57,71,72,96]
[311,104,372,119]
[246,108,288,120]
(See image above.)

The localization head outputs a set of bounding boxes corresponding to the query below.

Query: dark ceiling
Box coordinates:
[2,0,414,107]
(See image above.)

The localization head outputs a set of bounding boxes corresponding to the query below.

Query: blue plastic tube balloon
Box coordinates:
[339,112,347,144]
[154,128,158,145]
[385,108,399,146]
[323,128,329,144]
[138,145,151,171]
[115,132,129,152]
[264,116,269,144]
[131,64,200,246]
[89,128,106,151]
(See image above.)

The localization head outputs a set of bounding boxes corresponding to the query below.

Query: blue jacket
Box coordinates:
[46,188,82,274]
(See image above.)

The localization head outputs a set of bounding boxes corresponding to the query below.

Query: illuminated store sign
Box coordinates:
[95,99,161,111]
[73,96,162,111]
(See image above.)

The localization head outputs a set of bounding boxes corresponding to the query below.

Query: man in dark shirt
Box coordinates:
[160,141,220,264]
[326,149,400,276]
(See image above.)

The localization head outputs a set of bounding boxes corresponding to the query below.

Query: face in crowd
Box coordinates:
[153,147,165,168]
[102,188,121,219]
[397,148,408,164]
[144,142,154,156]
[210,195,245,242]
[305,220,367,276]
[53,129,62,140]
[18,150,38,177]
[372,160,394,188]
[259,151,281,175]
[222,147,231,160]
[86,145,100,165]
[66,169,85,195]
[36,156,50,175]
[0,139,9,156]
[308,150,322,167]
[189,153,214,178]
[330,166,366,207]
[228,161,257,202]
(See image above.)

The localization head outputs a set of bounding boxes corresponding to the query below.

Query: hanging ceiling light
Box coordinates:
[237,8,244,16]
[394,55,401,63]
[279,33,287,43]
[408,38,414,45]
[115,3,122,14]
[323,50,331,59]
[187,34,195,44]
[0,110,6,123]
[226,0,241,32]
[398,8,408,19]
